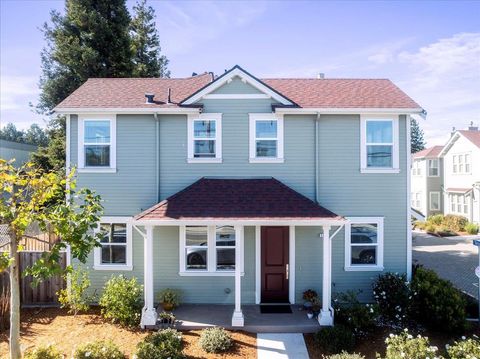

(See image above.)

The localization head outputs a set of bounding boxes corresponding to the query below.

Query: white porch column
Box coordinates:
[319,225,334,326]
[232,225,244,327]
[140,225,157,328]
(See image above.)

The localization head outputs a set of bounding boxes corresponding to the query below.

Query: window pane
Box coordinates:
[101,245,126,264]
[256,140,277,157]
[216,248,235,270]
[431,193,439,210]
[351,224,377,244]
[216,226,235,246]
[194,140,215,157]
[367,145,392,167]
[194,120,216,138]
[186,248,207,270]
[85,145,110,167]
[100,224,111,243]
[256,120,277,138]
[366,121,392,143]
[112,224,127,243]
[186,226,208,246]
[351,245,377,265]
[85,121,110,144]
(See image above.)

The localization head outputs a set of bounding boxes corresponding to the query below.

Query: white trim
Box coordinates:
[344,217,384,271]
[255,226,261,304]
[249,113,284,163]
[429,191,441,211]
[289,226,295,304]
[232,224,244,327]
[406,115,412,280]
[140,225,157,328]
[182,67,293,106]
[203,94,270,100]
[360,115,400,173]
[187,113,222,163]
[319,225,333,326]
[275,108,423,115]
[427,159,440,177]
[55,108,201,115]
[136,219,347,226]
[66,114,71,174]
[78,168,117,173]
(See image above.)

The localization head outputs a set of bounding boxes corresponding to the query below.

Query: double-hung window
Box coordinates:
[453,155,458,173]
[428,159,439,177]
[249,113,284,163]
[430,192,440,211]
[412,161,422,176]
[360,116,399,173]
[345,217,384,271]
[94,217,132,270]
[215,226,236,270]
[185,226,208,270]
[450,194,469,215]
[187,113,222,163]
[452,153,471,174]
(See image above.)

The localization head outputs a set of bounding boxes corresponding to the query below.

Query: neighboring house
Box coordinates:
[411,146,444,218]
[0,139,37,165]
[440,126,480,224]
[54,65,423,328]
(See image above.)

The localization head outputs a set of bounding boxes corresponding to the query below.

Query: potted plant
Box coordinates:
[311,296,321,318]
[157,288,181,311]
[302,289,318,310]
[307,310,314,319]
[158,311,176,328]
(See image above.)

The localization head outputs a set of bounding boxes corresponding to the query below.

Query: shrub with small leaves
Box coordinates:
[446,336,480,359]
[373,272,413,324]
[24,345,62,359]
[381,329,440,359]
[333,291,378,337]
[443,214,468,232]
[73,340,125,359]
[314,325,355,354]
[199,327,233,353]
[57,267,92,315]
[99,275,143,327]
[465,222,479,235]
[323,352,365,359]
[427,214,444,225]
[135,328,183,359]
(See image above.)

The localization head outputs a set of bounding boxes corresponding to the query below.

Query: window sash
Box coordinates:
[255,120,278,158]
[364,119,395,169]
[95,220,131,268]
[345,218,383,270]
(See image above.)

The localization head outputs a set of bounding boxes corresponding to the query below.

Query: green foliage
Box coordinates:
[465,222,479,234]
[442,214,468,232]
[446,336,480,359]
[412,267,467,333]
[314,325,355,354]
[73,340,125,359]
[24,345,62,359]
[135,328,184,359]
[427,214,444,225]
[199,327,233,353]
[0,123,48,146]
[373,272,413,324]
[381,330,440,359]
[57,267,92,315]
[30,117,66,174]
[411,118,426,153]
[333,291,378,337]
[323,352,365,359]
[157,288,181,307]
[99,275,143,327]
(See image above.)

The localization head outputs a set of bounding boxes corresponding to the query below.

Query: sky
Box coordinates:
[1,0,479,146]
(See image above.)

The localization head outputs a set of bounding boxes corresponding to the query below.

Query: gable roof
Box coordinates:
[134,177,342,222]
[413,145,444,159]
[439,130,480,157]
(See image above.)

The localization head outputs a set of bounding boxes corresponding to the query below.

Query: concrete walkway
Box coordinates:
[257,333,309,359]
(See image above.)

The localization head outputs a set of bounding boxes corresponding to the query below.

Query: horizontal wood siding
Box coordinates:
[210,78,263,94]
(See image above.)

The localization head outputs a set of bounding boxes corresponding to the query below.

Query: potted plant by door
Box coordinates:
[311,296,321,318]
[157,289,181,311]
[302,289,318,310]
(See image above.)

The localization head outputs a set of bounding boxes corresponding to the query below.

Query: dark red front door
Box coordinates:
[261,226,289,303]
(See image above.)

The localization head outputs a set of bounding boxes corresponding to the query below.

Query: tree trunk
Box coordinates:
[9,232,21,359]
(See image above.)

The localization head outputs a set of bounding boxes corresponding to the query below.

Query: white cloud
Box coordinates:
[0,75,39,110]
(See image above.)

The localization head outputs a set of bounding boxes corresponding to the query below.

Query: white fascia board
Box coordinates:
[54,107,201,115]
[439,132,462,157]
[275,108,424,115]
[133,219,347,226]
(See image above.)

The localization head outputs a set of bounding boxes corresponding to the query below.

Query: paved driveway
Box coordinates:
[413,231,480,299]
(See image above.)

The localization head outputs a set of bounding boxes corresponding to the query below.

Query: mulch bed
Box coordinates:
[0,307,257,358]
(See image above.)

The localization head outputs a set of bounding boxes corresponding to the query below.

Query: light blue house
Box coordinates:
[0,139,37,165]
[55,66,424,329]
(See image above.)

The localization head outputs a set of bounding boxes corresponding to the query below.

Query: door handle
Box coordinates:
[286,264,289,280]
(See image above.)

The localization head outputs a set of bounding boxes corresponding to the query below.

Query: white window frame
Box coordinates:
[428,159,439,177]
[249,113,284,163]
[429,191,440,211]
[412,160,422,176]
[449,193,470,215]
[187,113,222,163]
[344,217,384,271]
[179,225,244,276]
[452,152,472,175]
[93,217,133,271]
[360,115,399,173]
[78,114,116,173]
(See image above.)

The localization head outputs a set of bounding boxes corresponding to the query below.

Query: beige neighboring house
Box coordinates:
[411,145,444,218]
[439,126,480,224]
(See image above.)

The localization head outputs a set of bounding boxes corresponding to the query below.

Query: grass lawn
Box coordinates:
[0,308,257,358]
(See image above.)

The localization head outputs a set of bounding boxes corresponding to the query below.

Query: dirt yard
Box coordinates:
[0,308,257,358]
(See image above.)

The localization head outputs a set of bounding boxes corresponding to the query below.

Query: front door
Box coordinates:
[261,226,289,303]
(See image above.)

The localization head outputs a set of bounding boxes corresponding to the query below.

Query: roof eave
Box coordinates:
[53,107,202,115]
[274,107,425,115]
[133,218,347,226]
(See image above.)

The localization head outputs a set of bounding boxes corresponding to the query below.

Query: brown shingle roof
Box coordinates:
[135,178,342,221]
[458,130,480,149]
[413,145,444,159]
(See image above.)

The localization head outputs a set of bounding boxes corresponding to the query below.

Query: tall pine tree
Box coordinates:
[411,118,426,153]
[130,0,170,78]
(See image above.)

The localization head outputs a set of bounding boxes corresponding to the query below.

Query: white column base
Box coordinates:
[140,307,158,328]
[318,308,334,326]
[231,310,244,327]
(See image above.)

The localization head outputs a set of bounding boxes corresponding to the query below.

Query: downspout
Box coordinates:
[154,113,160,202]
[315,113,320,203]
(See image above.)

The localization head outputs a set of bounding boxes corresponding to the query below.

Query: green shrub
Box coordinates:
[412,267,466,333]
[24,345,62,359]
[425,223,436,233]
[314,325,355,354]
[381,329,440,359]
[435,226,457,237]
[57,267,92,315]
[465,222,479,234]
[446,336,480,359]
[156,288,181,308]
[427,214,444,225]
[443,214,468,232]
[135,328,183,359]
[414,221,426,230]
[373,272,413,324]
[99,275,143,327]
[333,291,378,337]
[323,352,365,359]
[73,340,125,359]
[199,327,233,353]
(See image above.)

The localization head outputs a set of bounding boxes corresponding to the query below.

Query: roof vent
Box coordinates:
[450,126,456,137]
[317,73,325,79]
[145,93,155,104]
[468,121,478,131]
[167,88,171,104]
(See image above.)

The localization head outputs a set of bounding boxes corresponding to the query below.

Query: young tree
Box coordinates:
[30,117,66,173]
[411,118,426,153]
[130,0,170,78]
[0,160,104,359]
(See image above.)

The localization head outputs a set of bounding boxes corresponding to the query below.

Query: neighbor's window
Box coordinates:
[453,153,471,174]
[430,192,440,211]
[453,155,458,173]
[465,154,471,173]
[345,217,384,270]
[412,161,421,176]
[100,223,127,264]
[249,114,284,162]
[428,159,439,176]
[413,192,421,208]
[215,226,236,270]
[185,226,208,270]
[84,120,111,167]
[450,194,469,215]
[187,114,222,162]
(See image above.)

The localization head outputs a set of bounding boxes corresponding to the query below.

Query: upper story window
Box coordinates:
[78,115,116,173]
[412,161,422,176]
[360,116,399,173]
[345,217,384,271]
[428,159,439,177]
[452,153,471,174]
[187,113,222,163]
[249,113,284,163]
[93,217,132,271]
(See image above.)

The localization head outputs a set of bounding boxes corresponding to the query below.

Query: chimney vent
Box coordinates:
[167,88,171,104]
[317,73,325,79]
[468,121,478,131]
[145,93,155,104]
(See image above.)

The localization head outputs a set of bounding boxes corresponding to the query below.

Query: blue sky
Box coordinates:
[1,0,479,144]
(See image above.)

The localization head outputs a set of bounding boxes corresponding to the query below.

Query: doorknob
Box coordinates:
[286,264,289,280]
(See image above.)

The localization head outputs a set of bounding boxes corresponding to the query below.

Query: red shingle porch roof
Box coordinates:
[134,178,342,222]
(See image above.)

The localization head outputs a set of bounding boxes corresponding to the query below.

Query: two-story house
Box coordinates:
[439,126,480,224]
[411,146,444,218]
[55,65,423,329]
